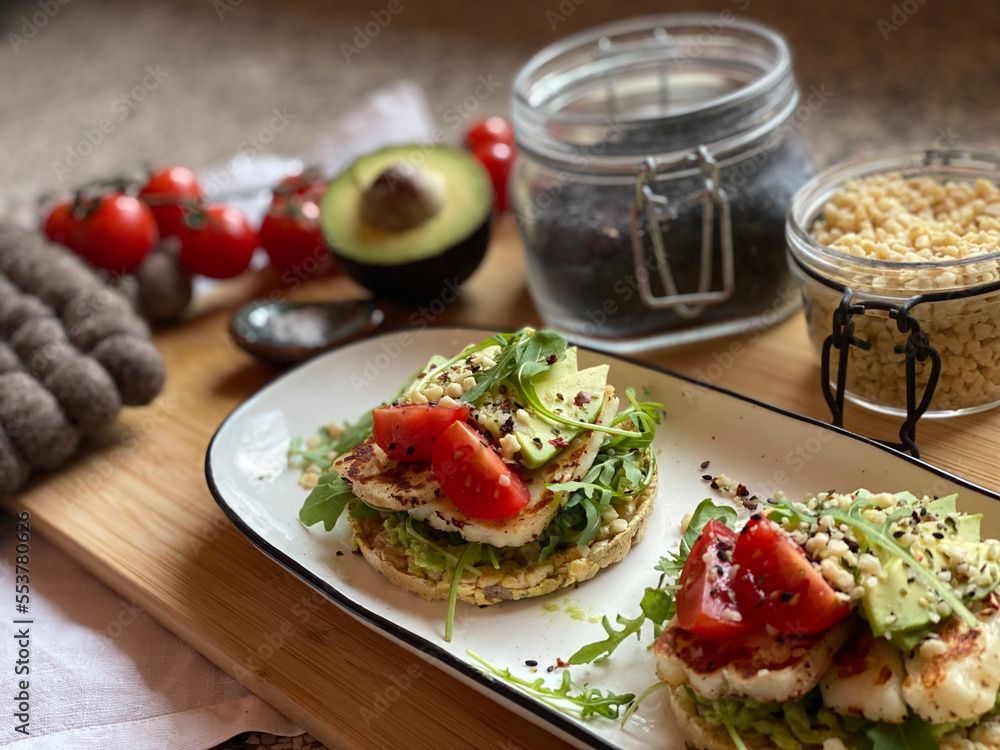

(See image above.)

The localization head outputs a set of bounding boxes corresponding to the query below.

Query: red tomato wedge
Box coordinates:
[732,516,851,636]
[372,403,470,462]
[431,422,530,520]
[676,519,752,639]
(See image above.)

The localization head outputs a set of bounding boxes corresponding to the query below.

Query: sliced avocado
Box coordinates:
[920,495,981,542]
[527,363,609,462]
[321,145,493,303]
[474,348,609,469]
[473,348,577,447]
[404,354,449,396]
[863,494,995,639]
[863,556,935,638]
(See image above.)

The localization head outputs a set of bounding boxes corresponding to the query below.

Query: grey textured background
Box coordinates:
[2,0,999,205]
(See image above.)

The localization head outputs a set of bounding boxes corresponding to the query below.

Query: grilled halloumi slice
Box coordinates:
[820,624,908,723]
[333,438,441,511]
[902,610,1000,723]
[655,617,853,703]
[408,387,619,548]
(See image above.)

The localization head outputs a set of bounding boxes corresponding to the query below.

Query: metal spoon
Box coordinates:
[229,298,384,366]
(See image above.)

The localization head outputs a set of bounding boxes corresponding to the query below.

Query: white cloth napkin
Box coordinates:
[0,519,304,750]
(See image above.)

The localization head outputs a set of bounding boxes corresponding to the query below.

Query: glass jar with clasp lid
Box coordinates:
[787,148,1000,456]
[510,13,817,352]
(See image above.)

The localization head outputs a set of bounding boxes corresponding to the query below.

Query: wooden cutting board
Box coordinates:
[9,218,1000,749]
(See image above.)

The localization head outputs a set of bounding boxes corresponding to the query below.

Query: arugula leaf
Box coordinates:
[298,472,356,531]
[348,500,384,520]
[467,651,635,720]
[462,328,566,404]
[288,413,374,472]
[619,682,666,727]
[571,498,735,664]
[568,612,645,665]
[655,499,737,579]
[722,720,749,750]
[568,585,674,666]
[515,363,638,439]
[865,716,938,750]
[770,494,978,629]
[331,413,373,455]
[445,543,482,642]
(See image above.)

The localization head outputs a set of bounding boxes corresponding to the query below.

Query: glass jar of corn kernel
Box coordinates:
[787,148,1000,420]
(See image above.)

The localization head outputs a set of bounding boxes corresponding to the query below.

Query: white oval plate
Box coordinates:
[206,327,1000,750]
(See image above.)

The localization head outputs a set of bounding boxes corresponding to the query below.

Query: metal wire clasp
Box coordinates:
[629,146,735,319]
[820,288,942,458]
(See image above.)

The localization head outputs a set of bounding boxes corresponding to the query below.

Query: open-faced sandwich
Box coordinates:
[292,328,660,639]
[654,490,1000,749]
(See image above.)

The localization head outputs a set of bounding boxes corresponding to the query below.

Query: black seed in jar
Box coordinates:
[0,295,51,338]
[0,342,19,374]
[0,424,30,496]
[0,371,80,470]
[66,311,150,353]
[523,132,814,341]
[89,334,166,406]
[44,355,122,429]
[61,287,137,329]
[135,250,193,324]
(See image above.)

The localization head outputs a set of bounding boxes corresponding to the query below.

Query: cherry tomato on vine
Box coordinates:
[72,193,158,273]
[465,116,515,151]
[471,141,515,213]
[271,167,326,207]
[177,204,257,279]
[260,195,329,275]
[43,200,79,249]
[139,166,203,238]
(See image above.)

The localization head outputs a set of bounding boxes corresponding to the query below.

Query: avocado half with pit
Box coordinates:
[320,144,493,303]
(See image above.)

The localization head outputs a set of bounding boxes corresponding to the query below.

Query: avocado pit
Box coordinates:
[360,163,446,233]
